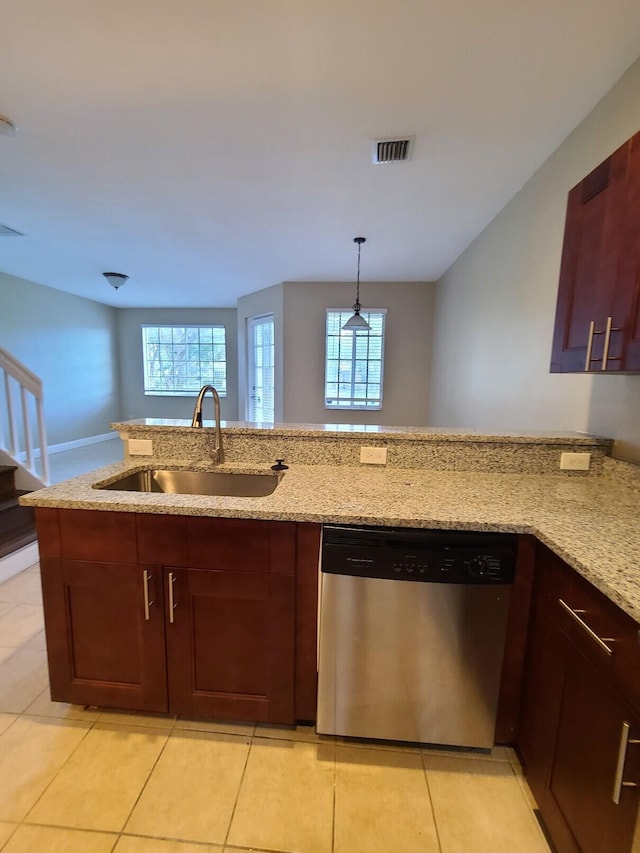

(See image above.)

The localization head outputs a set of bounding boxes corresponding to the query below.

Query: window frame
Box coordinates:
[141,324,227,397]
[324,309,386,410]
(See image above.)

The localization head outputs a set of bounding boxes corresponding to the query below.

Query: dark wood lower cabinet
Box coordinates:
[36,509,314,726]
[549,646,640,853]
[519,546,640,853]
[40,558,168,712]
[165,567,295,722]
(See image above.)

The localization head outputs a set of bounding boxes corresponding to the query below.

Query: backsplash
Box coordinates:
[113,421,612,475]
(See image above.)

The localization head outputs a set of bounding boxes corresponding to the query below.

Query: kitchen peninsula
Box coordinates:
[20,421,640,853]
[20,420,639,617]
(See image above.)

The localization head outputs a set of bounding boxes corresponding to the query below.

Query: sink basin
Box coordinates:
[96,469,280,497]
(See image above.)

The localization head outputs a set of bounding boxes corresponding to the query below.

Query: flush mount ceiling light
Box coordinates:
[0,115,17,136]
[342,237,371,332]
[103,272,129,290]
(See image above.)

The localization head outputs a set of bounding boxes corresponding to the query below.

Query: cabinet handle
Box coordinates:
[558,598,615,656]
[585,317,622,371]
[601,316,622,370]
[612,721,640,804]
[142,570,154,621]
[168,572,177,624]
[585,320,597,370]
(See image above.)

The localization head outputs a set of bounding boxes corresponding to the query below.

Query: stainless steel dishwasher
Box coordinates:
[316,525,517,748]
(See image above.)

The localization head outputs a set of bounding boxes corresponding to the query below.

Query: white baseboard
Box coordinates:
[48,432,118,456]
[16,431,119,462]
[0,542,40,584]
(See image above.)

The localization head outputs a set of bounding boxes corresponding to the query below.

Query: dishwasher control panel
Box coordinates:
[322,525,517,584]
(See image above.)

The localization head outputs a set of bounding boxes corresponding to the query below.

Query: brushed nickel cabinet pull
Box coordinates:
[601,315,623,370]
[602,316,613,370]
[585,320,596,371]
[168,572,177,624]
[613,721,640,804]
[558,598,614,656]
[142,570,154,621]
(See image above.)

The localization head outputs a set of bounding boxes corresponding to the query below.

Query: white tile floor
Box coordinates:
[0,563,550,852]
[47,438,124,485]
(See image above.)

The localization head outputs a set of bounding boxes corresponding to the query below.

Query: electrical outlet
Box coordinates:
[360,446,387,465]
[129,438,153,456]
[560,452,591,471]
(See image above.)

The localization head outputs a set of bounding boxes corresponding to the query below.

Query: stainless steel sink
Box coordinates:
[96,469,280,497]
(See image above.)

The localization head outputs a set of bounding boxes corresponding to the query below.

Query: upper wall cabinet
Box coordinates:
[551,131,640,373]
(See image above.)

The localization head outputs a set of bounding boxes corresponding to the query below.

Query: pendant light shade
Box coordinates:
[342,236,370,332]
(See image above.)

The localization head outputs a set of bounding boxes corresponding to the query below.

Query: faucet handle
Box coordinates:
[271,459,289,471]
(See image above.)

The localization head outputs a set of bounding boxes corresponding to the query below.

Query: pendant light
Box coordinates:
[342,236,371,332]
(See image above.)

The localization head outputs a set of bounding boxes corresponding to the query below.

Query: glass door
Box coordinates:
[247,315,275,423]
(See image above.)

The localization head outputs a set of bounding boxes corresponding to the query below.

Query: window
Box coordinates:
[141,325,227,396]
[324,310,386,409]
[247,315,275,422]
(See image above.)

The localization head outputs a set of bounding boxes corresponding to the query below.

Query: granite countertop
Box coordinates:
[113,419,612,445]
[21,457,640,622]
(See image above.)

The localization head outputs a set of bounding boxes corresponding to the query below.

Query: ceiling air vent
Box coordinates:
[0,224,24,236]
[373,136,414,164]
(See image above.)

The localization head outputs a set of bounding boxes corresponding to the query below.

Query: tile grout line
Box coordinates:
[222,729,256,848]
[420,750,444,853]
[506,760,552,851]
[18,709,98,828]
[115,723,175,837]
[330,737,337,853]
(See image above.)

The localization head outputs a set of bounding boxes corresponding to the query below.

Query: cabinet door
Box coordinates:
[518,605,565,808]
[40,559,168,712]
[619,132,640,370]
[549,644,640,853]
[165,567,295,723]
[551,140,631,373]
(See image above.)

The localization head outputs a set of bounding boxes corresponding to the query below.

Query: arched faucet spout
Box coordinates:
[191,385,224,463]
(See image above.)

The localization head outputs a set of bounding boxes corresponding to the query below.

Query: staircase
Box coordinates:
[0,465,37,560]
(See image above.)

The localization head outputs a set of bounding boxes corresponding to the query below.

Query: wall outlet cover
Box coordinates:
[129,438,153,456]
[360,446,388,465]
[560,452,591,471]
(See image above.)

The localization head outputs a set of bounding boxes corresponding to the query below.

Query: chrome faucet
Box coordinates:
[191,385,224,463]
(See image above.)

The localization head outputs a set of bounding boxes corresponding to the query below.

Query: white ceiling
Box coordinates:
[2,1,640,308]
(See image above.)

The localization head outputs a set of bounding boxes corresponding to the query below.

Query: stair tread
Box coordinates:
[0,490,33,513]
[0,502,35,531]
[0,498,37,559]
[0,528,37,559]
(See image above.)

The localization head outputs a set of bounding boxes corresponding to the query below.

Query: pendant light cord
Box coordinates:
[353,236,366,311]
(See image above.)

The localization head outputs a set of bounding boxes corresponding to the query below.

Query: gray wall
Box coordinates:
[116,307,239,422]
[0,271,120,445]
[282,281,435,426]
[429,56,640,462]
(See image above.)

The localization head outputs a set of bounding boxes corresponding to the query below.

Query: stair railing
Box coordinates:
[0,347,50,484]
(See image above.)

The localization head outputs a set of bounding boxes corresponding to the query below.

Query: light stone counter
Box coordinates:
[21,454,640,623]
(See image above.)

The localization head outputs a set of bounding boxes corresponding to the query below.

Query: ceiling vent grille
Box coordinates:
[373,137,414,164]
[0,223,24,237]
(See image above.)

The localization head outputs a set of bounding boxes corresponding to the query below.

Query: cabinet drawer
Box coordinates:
[186,517,295,574]
[554,573,640,713]
[535,544,640,713]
